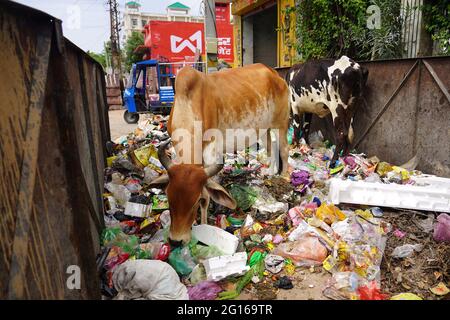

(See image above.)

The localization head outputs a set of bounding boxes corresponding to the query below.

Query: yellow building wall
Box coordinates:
[233,15,242,67]
[232,0,297,68]
[277,0,297,67]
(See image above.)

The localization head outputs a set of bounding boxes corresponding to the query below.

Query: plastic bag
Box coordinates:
[357,281,389,300]
[273,235,328,266]
[191,244,224,262]
[290,170,311,187]
[188,281,222,300]
[391,244,423,258]
[105,182,131,205]
[143,166,160,184]
[104,246,130,271]
[228,184,258,211]
[189,264,207,285]
[138,242,164,259]
[101,227,123,246]
[433,213,450,243]
[168,246,196,276]
[112,260,188,300]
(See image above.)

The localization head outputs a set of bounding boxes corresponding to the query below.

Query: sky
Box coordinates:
[13,0,204,53]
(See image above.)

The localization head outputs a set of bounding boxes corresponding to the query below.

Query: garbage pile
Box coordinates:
[99,117,450,300]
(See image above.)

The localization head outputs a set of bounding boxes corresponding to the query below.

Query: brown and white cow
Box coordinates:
[150,64,290,246]
[287,56,368,161]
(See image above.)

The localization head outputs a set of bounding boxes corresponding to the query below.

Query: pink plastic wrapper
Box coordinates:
[273,235,328,266]
[433,213,450,243]
[188,281,222,300]
[288,207,304,226]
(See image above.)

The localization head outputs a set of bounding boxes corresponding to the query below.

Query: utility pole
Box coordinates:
[204,0,218,73]
[107,0,122,83]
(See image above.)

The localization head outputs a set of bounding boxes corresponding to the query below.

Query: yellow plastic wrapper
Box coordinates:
[107,156,117,167]
[285,263,296,275]
[316,203,346,225]
[266,242,274,251]
[337,241,350,262]
[392,166,411,180]
[329,164,344,175]
[322,255,336,272]
[134,144,158,167]
[140,216,157,230]
[252,222,263,233]
[391,293,423,300]
[355,209,374,220]
[376,162,393,177]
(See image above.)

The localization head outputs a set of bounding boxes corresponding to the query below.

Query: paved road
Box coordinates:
[108,109,139,140]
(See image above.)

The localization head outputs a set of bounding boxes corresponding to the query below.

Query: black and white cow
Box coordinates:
[286,56,368,161]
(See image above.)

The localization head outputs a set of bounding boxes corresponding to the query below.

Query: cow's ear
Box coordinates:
[148,174,169,188]
[204,179,237,209]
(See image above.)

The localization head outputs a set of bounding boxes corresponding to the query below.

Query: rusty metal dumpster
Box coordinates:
[0,1,109,299]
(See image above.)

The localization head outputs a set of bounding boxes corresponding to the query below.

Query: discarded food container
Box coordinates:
[202,252,250,282]
[192,224,239,255]
[329,178,450,213]
[124,201,152,218]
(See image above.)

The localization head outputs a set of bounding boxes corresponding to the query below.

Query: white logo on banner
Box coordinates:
[170,31,202,53]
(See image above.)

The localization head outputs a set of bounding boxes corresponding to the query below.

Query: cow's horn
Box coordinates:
[204,162,224,178]
[158,139,173,170]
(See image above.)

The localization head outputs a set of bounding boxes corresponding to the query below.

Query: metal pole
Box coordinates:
[205,0,218,73]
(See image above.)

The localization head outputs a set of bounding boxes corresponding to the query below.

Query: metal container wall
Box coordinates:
[277,56,450,177]
[0,1,110,299]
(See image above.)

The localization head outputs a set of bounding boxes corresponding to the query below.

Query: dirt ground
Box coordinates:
[381,210,450,300]
[239,269,331,300]
[109,109,140,140]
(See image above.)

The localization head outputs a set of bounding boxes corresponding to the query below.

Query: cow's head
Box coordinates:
[149,141,237,246]
[331,58,369,162]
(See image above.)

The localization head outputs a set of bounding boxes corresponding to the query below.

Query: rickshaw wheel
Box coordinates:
[123,110,139,124]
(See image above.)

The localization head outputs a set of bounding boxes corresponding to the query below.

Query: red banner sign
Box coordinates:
[143,4,234,63]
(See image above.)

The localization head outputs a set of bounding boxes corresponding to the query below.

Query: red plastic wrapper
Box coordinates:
[357,281,389,300]
[156,243,171,261]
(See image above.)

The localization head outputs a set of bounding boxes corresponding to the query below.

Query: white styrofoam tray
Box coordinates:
[203,252,250,282]
[328,176,450,213]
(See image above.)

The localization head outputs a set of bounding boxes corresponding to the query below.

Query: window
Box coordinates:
[131,18,138,27]
[141,19,146,27]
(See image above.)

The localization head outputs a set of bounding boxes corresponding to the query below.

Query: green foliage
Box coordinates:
[353,0,404,60]
[295,0,404,60]
[87,41,112,69]
[88,51,106,68]
[421,0,450,55]
[124,31,145,70]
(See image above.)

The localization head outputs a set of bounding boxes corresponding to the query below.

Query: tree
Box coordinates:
[123,31,145,71]
[87,41,112,69]
[88,50,106,68]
